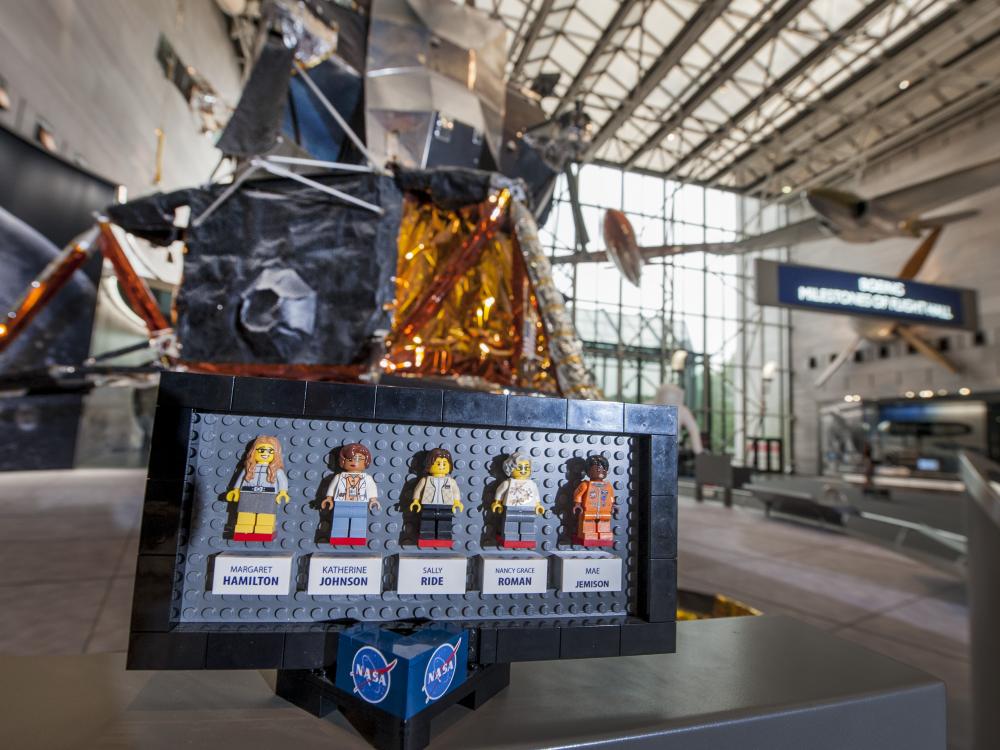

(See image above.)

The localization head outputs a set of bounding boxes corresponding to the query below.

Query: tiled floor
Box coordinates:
[0,470,970,748]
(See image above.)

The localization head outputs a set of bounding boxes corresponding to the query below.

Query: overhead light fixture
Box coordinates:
[918,389,934,398]
[904,391,915,398]
[959,387,971,396]
[898,79,910,90]
[781,185,792,194]
[0,76,9,111]
[937,389,948,396]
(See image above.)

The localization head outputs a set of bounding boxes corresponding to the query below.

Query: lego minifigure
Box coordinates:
[225,435,290,542]
[409,448,464,549]
[320,443,381,546]
[491,451,545,549]
[572,454,615,547]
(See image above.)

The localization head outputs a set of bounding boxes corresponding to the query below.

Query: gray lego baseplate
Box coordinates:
[174,412,637,623]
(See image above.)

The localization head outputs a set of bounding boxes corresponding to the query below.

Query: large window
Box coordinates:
[541,165,792,465]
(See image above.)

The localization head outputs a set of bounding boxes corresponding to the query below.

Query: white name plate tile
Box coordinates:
[211,553,294,596]
[307,554,383,595]
[479,553,548,595]
[553,551,622,592]
[397,554,468,595]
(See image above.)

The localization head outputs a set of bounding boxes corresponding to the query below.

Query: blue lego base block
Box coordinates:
[335,625,469,718]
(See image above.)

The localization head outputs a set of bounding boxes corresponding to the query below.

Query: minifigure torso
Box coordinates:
[329,471,377,503]
[578,479,613,511]
[235,464,288,494]
[416,475,459,505]
[496,477,540,507]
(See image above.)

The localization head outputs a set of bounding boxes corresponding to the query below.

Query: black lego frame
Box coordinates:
[128,371,677,671]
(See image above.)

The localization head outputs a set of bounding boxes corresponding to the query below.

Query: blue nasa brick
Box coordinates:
[335,625,468,719]
[624,403,676,435]
[567,399,624,433]
[231,376,306,415]
[375,385,444,423]
[304,381,376,419]
[506,395,566,429]
[442,389,506,426]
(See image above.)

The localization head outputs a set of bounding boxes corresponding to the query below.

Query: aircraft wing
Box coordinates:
[551,217,825,264]
[875,156,1000,216]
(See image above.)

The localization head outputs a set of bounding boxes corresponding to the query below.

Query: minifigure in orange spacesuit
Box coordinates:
[572,454,615,547]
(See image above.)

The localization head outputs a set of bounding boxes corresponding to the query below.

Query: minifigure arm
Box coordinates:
[450,478,464,513]
[491,480,509,513]
[529,480,545,516]
[226,473,243,501]
[320,474,341,509]
[410,477,426,512]
[366,474,381,511]
[275,469,290,504]
[572,481,588,513]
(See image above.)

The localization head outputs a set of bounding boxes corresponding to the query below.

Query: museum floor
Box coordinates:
[0,469,970,749]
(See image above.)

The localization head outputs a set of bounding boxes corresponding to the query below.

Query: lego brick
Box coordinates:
[475,625,498,664]
[374,385,444,422]
[624,403,677,435]
[304,380,376,419]
[640,558,677,623]
[126,631,208,670]
[567,399,624,433]
[496,625,560,662]
[129,555,176,632]
[205,632,285,669]
[138,479,185,555]
[559,623,621,659]
[158,371,234,411]
[442,389,506,426]
[231,376,307,415]
[506,395,566,429]
[146,406,191,482]
[282,630,340,669]
[619,619,677,656]
[649,433,678,495]
[648,495,678,559]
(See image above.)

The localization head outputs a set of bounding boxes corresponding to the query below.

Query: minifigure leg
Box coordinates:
[419,510,438,540]
[596,519,612,535]
[235,512,255,534]
[518,516,537,542]
[255,513,276,534]
[502,515,519,540]
[331,510,351,539]
[348,513,368,539]
[437,508,453,540]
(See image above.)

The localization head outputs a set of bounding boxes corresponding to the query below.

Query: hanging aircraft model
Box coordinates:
[556,156,1000,287]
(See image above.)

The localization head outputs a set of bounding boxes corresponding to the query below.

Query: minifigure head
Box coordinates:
[426,448,453,477]
[339,443,372,472]
[244,436,284,483]
[503,451,532,479]
[585,454,609,481]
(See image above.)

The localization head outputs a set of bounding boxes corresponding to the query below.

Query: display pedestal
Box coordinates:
[276,663,511,750]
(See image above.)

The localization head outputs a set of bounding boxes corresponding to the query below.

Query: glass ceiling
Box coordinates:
[472,0,1000,196]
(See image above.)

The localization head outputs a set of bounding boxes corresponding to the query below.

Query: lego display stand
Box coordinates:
[277,662,511,750]
[276,623,508,750]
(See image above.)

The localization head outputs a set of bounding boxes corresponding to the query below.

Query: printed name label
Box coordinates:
[211,553,293,595]
[479,555,548,594]
[307,555,383,595]
[558,555,622,592]
[397,555,467,595]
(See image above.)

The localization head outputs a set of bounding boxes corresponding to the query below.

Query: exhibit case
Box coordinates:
[127,372,678,748]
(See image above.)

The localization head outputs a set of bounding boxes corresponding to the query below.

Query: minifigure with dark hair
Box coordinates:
[226,435,290,542]
[572,454,615,547]
[410,448,464,548]
[491,450,545,548]
[321,443,381,546]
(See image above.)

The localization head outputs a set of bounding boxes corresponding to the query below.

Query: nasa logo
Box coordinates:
[422,639,461,703]
[350,645,397,704]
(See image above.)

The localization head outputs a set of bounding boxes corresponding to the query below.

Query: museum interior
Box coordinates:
[1,1,998,748]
